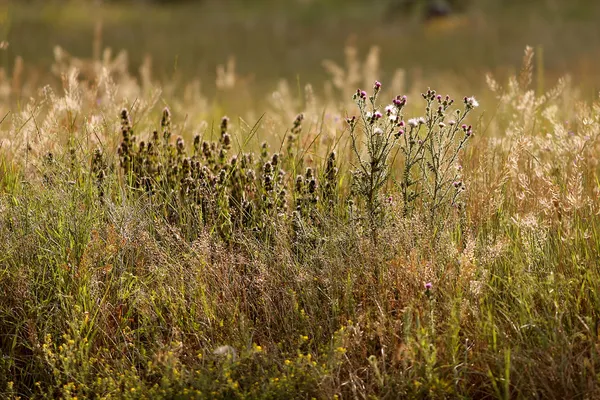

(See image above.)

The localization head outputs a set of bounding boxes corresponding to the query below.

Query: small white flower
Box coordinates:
[385,104,396,115]
[213,345,237,361]
[418,117,426,125]
[366,111,373,119]
[448,119,456,125]
[408,118,419,127]
[389,115,398,123]
[438,122,446,128]
[374,127,383,135]
[466,97,479,108]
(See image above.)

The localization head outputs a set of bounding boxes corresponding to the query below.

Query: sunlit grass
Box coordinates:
[0,2,600,398]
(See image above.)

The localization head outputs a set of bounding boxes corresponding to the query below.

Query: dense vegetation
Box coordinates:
[1,1,600,399]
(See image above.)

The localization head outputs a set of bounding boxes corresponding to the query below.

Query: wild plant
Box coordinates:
[348,81,478,248]
[415,91,477,227]
[348,81,407,244]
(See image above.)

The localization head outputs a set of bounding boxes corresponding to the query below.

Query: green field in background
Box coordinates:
[1,0,600,96]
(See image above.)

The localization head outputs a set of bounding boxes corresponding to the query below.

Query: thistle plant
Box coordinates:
[414,91,477,227]
[348,81,407,244]
[348,82,478,242]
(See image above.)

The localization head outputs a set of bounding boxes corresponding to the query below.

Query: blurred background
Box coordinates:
[0,0,599,103]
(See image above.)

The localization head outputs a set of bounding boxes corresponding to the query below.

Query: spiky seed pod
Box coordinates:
[278,189,288,212]
[295,175,304,193]
[242,200,253,226]
[271,153,279,167]
[220,116,229,137]
[161,108,172,144]
[260,142,268,160]
[120,108,131,130]
[291,113,304,134]
[305,167,313,180]
[209,174,218,188]
[264,175,273,192]
[326,152,337,180]
[91,148,107,189]
[323,151,338,204]
[291,209,302,238]
[199,166,209,180]
[202,141,211,158]
[263,161,272,175]
[222,133,231,149]
[176,137,185,154]
[308,178,317,194]
[326,151,336,171]
[161,107,171,129]
[193,134,201,155]
[121,128,130,143]
[277,169,285,185]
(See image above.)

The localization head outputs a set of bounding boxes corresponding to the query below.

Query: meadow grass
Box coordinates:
[0,2,600,399]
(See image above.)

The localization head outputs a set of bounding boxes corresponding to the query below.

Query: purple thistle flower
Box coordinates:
[425,282,433,290]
